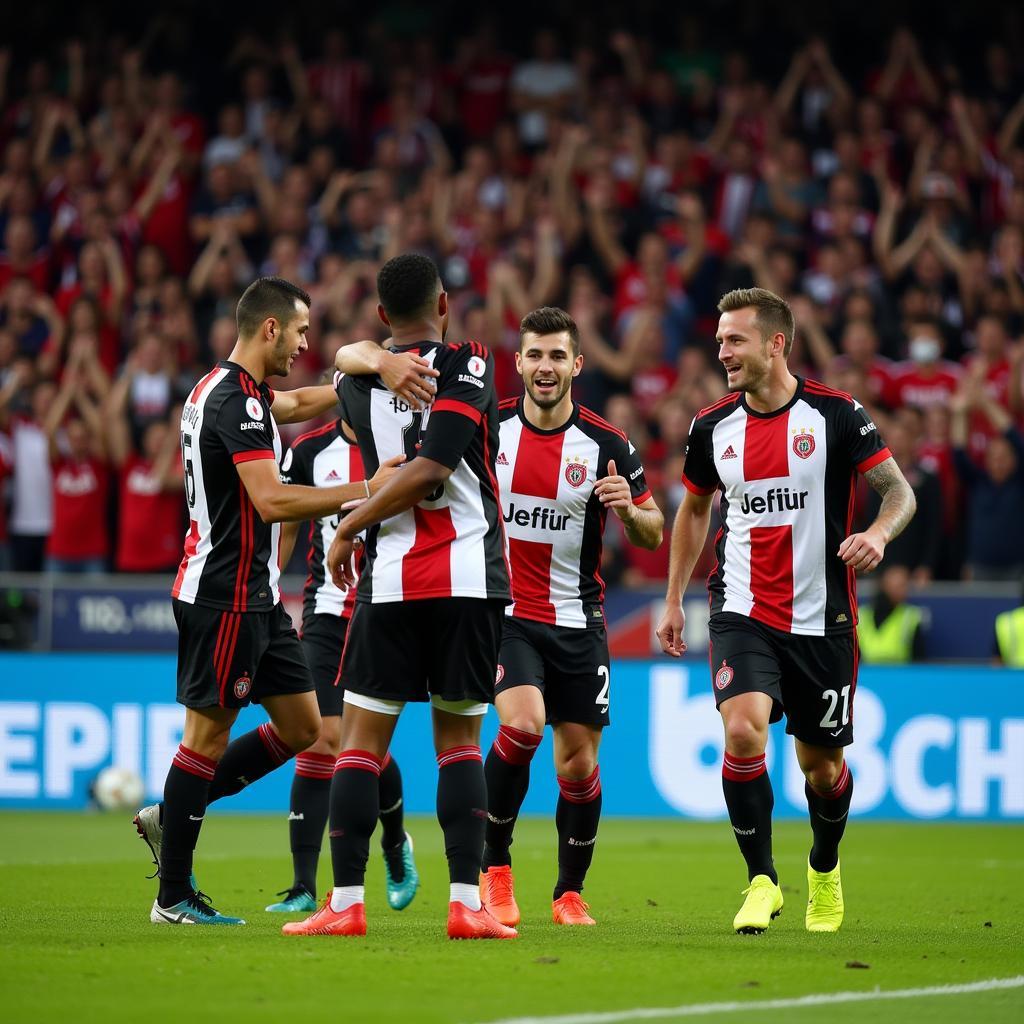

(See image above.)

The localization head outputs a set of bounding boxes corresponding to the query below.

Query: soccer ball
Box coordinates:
[92,766,145,811]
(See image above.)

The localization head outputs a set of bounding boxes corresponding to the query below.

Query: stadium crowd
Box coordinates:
[0,7,1023,585]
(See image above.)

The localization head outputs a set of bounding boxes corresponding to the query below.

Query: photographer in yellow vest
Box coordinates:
[857,565,926,664]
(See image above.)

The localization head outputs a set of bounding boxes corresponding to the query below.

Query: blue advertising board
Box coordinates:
[1,655,1021,820]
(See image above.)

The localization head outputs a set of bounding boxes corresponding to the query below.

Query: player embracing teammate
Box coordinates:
[657,288,915,934]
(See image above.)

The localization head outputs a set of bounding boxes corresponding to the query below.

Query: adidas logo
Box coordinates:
[497,452,509,466]
[720,445,738,460]
[324,469,342,481]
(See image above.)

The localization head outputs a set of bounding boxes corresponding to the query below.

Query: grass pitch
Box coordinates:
[1,813,1021,1024]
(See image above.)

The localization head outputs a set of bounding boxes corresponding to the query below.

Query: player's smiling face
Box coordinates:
[517,331,583,410]
[717,308,771,393]
[271,300,310,377]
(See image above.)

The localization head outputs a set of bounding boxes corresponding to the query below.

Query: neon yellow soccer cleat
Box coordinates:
[733,874,784,934]
[805,860,844,932]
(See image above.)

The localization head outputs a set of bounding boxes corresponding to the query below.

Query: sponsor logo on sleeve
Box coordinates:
[466,355,487,378]
[281,448,294,472]
[245,397,264,421]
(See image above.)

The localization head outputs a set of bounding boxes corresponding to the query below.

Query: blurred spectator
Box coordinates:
[857,565,927,663]
[42,339,110,572]
[951,379,1024,580]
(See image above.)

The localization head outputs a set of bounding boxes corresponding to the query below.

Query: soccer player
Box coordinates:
[283,253,515,940]
[656,288,916,934]
[265,417,419,914]
[480,307,663,928]
[135,277,402,925]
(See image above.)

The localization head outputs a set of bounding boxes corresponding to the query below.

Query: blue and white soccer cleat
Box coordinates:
[265,887,318,913]
[385,832,420,911]
[150,891,245,926]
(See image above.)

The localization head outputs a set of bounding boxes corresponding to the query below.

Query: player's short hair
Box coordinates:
[718,287,795,357]
[519,306,580,357]
[377,253,442,324]
[236,277,311,339]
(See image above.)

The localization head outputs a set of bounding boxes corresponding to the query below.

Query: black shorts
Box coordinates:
[341,598,504,705]
[708,612,858,747]
[300,614,350,717]
[172,599,314,710]
[495,616,611,727]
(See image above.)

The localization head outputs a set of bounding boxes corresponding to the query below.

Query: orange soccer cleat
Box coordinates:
[281,895,367,937]
[447,901,518,940]
[479,865,520,927]
[552,892,597,926]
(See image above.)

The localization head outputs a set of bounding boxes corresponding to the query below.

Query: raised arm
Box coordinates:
[334,341,439,409]
[270,384,339,425]
[655,489,715,656]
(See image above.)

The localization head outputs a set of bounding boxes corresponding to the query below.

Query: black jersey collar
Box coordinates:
[740,376,805,420]
[516,395,581,436]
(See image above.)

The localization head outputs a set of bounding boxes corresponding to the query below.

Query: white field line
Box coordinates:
[474,975,1024,1024]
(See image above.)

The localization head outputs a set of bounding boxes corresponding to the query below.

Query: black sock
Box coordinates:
[329,750,381,887]
[806,761,854,872]
[722,752,776,884]
[436,746,486,886]
[206,723,293,803]
[378,753,406,849]
[288,752,334,895]
[483,725,542,870]
[158,745,216,907]
[554,767,602,900]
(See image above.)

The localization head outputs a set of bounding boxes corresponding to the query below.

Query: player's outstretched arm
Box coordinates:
[838,456,916,573]
[327,456,451,589]
[270,384,339,425]
[656,490,714,657]
[237,455,405,524]
[334,340,438,409]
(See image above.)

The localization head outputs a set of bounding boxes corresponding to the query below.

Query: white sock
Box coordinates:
[330,885,365,912]
[450,882,481,911]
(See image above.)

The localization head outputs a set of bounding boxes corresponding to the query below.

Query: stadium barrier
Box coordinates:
[1,655,1021,820]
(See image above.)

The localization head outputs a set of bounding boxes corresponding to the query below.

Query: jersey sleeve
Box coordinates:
[605,434,652,505]
[216,390,276,465]
[839,397,891,474]
[417,342,493,470]
[681,415,719,495]
[279,440,310,487]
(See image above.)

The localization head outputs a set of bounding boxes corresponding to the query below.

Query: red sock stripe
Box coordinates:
[436,745,482,768]
[814,761,851,799]
[557,766,601,804]
[722,753,767,783]
[172,744,217,780]
[257,723,293,765]
[492,725,543,766]
[295,752,335,779]
[335,749,383,775]
[381,751,392,771]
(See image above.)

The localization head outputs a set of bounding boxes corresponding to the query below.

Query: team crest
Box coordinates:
[233,673,252,699]
[564,458,588,488]
[714,661,734,691]
[495,665,505,685]
[792,429,815,460]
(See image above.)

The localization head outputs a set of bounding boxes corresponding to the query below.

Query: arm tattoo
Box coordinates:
[863,458,917,543]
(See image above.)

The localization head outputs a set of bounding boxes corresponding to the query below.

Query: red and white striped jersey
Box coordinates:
[337,340,510,604]
[497,398,651,628]
[172,362,282,610]
[280,419,363,624]
[682,377,891,636]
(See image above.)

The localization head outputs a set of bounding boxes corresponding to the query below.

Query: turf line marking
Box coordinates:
[476,976,1024,1024]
